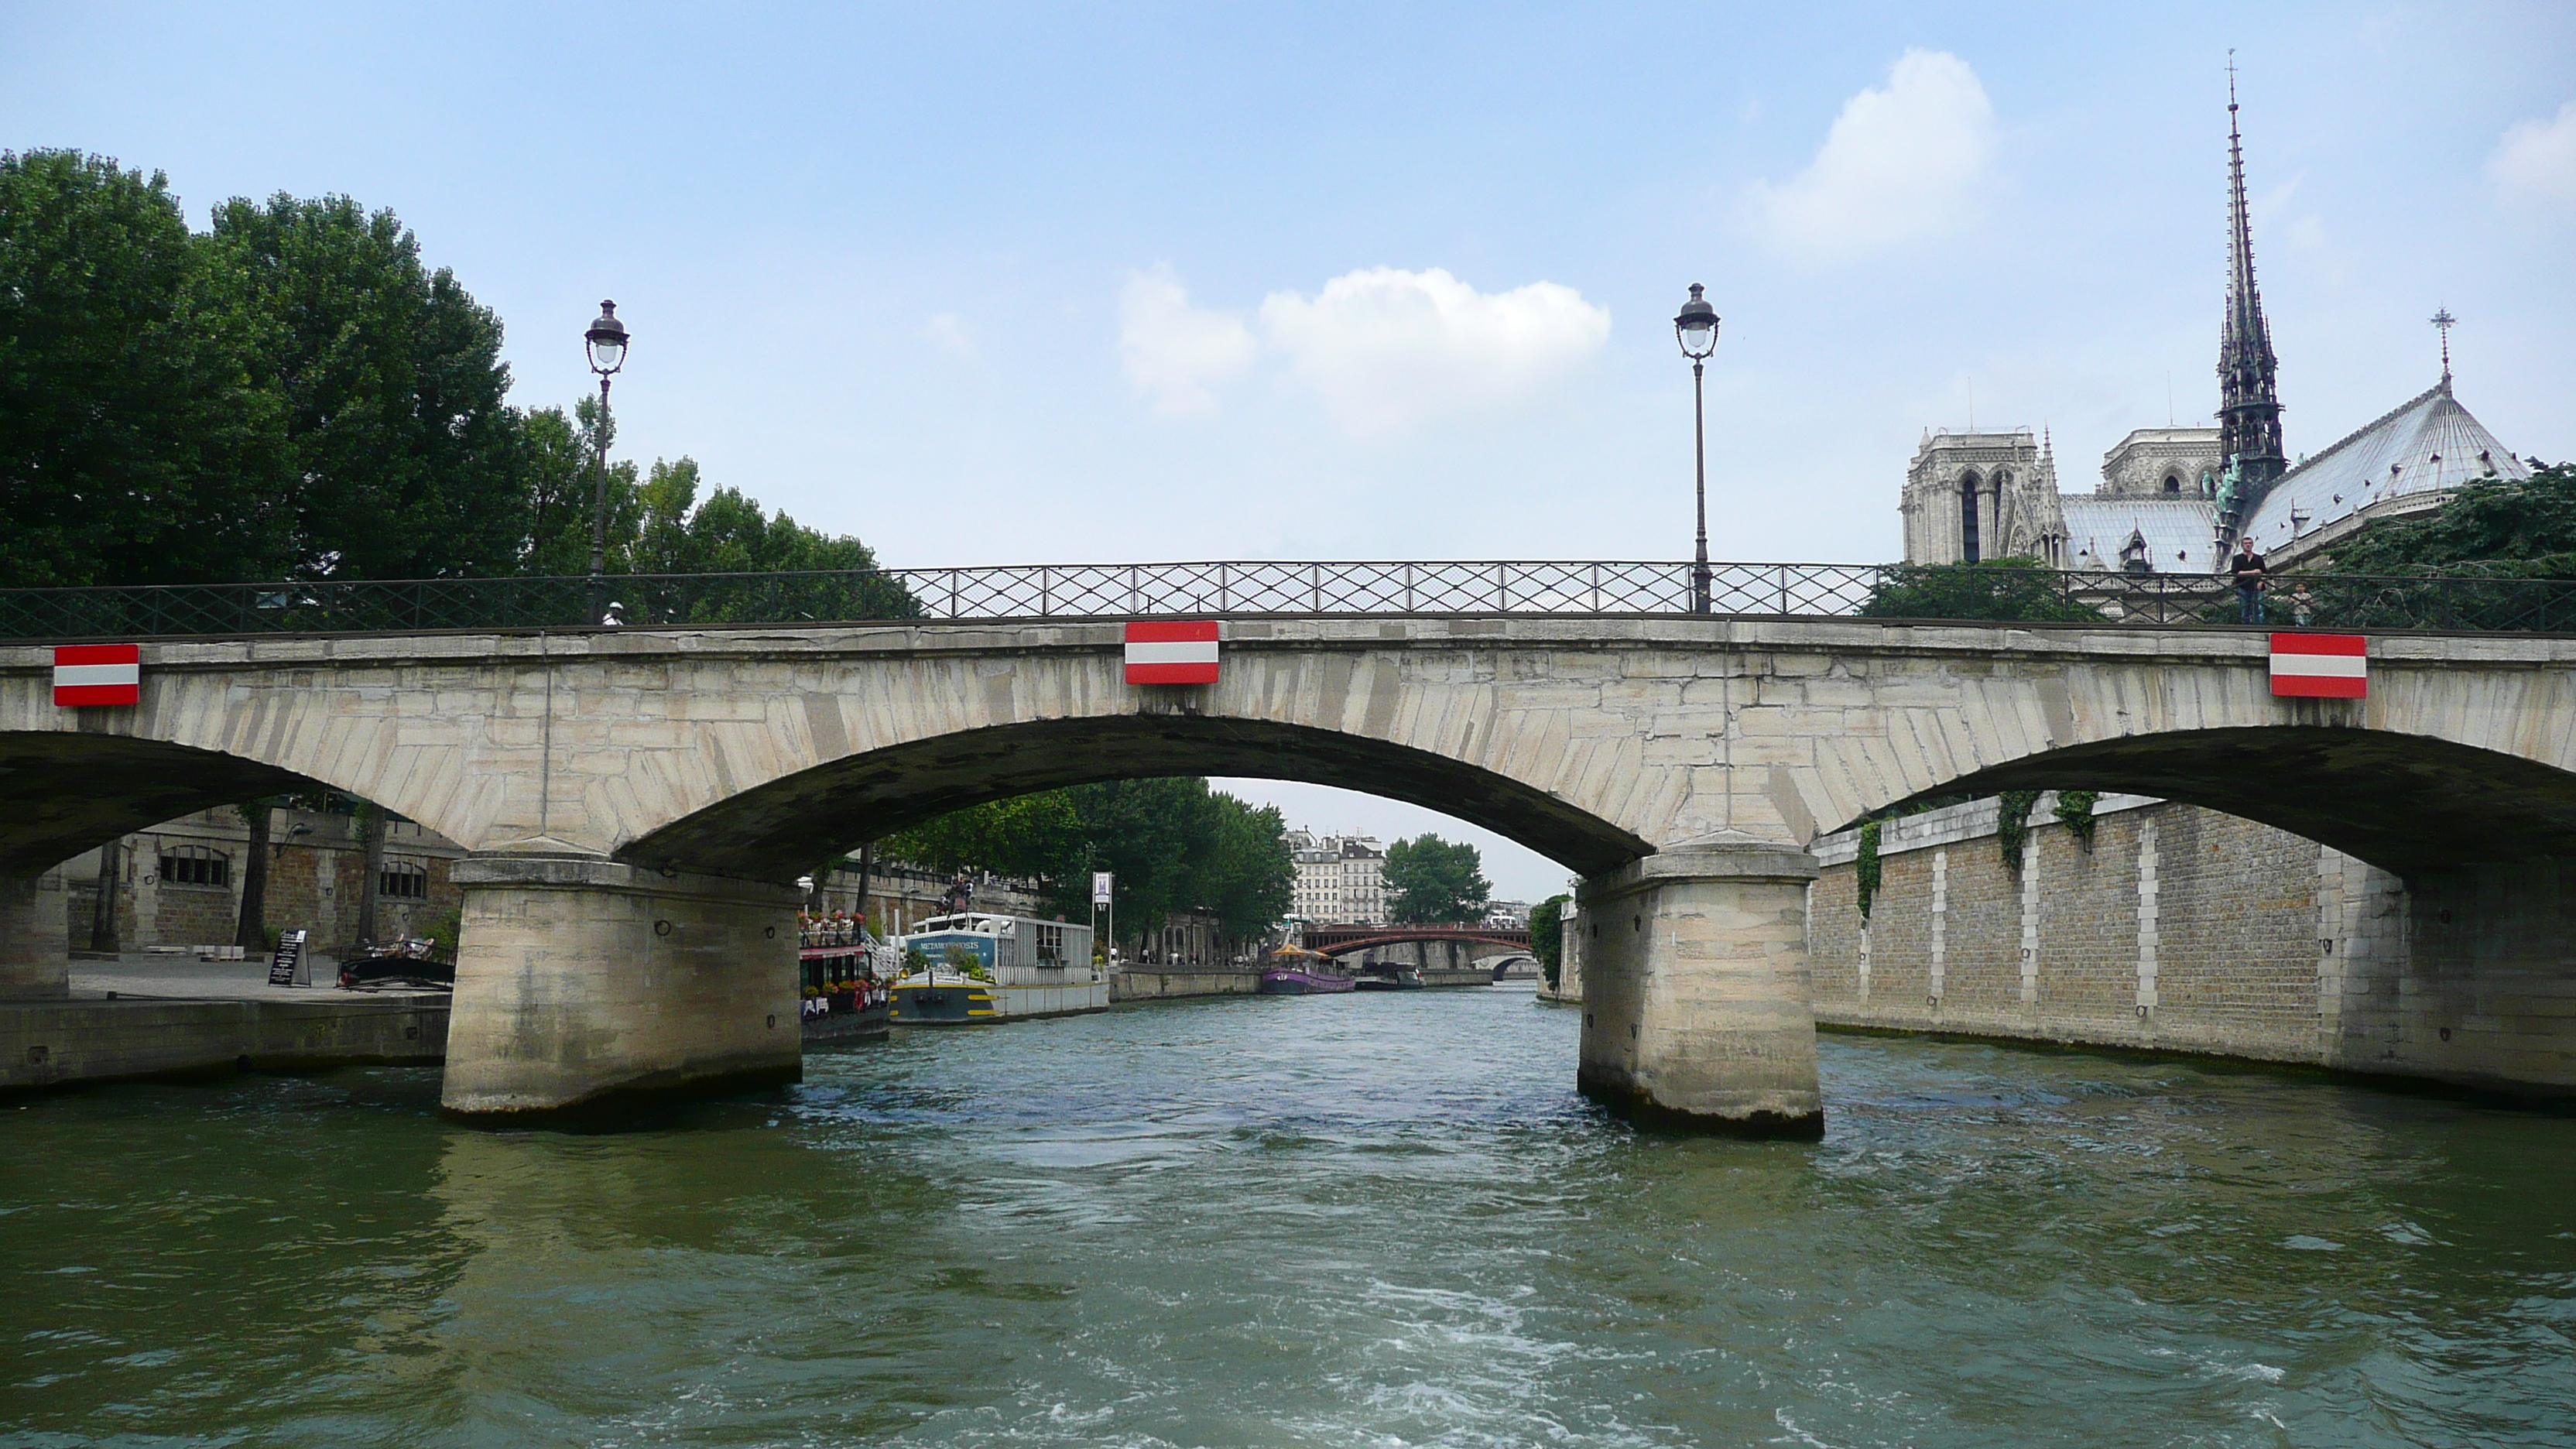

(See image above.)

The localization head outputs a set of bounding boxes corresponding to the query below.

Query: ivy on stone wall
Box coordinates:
[2054,790,2102,851]
[1996,790,2042,871]
[1856,819,1882,922]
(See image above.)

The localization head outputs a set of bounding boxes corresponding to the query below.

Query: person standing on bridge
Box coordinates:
[2231,536,2267,625]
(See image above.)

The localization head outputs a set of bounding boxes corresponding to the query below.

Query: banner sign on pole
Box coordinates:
[1124,621,1220,684]
[1091,872,1114,906]
[266,928,308,988]
[2269,633,2368,699]
[53,644,141,706]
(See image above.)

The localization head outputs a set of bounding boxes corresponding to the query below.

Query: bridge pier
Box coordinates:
[1,871,69,999]
[440,857,801,1118]
[1576,842,1824,1139]
[2336,858,2576,1097]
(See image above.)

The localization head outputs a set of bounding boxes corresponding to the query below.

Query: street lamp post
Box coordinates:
[584,300,629,616]
[1673,283,1719,614]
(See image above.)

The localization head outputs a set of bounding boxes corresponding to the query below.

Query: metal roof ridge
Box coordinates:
[2275,379,2448,486]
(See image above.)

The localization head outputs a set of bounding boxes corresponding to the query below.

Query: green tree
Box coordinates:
[200,191,528,577]
[1860,557,2103,622]
[605,453,915,620]
[0,149,293,586]
[1384,834,1489,923]
[1530,892,1571,989]
[517,396,639,578]
[2324,464,2576,577]
[873,779,1292,941]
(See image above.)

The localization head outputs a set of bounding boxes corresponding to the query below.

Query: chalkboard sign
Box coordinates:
[267,928,307,988]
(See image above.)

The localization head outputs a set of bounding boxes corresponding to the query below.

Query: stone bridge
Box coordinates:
[5,615,2572,1131]
[1301,925,1532,957]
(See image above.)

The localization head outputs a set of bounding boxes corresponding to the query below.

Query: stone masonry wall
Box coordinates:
[1810,794,2344,1067]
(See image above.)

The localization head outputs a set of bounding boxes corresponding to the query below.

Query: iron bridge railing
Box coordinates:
[3,560,2574,641]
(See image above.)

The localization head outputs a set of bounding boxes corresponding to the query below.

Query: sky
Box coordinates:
[8,2,2572,900]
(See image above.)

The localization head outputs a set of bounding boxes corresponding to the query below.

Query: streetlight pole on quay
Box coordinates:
[1673,283,1718,615]
[584,300,630,619]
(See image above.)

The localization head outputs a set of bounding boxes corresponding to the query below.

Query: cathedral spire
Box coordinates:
[2215,56,2286,543]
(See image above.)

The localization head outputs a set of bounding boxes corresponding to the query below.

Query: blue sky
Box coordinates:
[9,2,2571,896]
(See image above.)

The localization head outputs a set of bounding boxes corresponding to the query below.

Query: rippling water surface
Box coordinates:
[6,988,2573,1447]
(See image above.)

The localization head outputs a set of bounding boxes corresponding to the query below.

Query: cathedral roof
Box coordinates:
[2240,379,2530,555]
[2062,498,2220,574]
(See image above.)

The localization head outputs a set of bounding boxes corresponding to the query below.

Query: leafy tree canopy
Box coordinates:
[201,191,526,578]
[1384,834,1490,923]
[1530,892,1571,988]
[0,149,293,585]
[2324,464,2576,577]
[872,779,1293,941]
[2,149,901,593]
[1859,557,2103,622]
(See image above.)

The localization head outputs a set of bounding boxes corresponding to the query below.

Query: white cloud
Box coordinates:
[1747,49,1998,263]
[1118,265,1257,416]
[2489,100,2576,213]
[1255,267,1611,433]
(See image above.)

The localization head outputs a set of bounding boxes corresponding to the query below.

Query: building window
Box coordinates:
[379,861,429,900]
[1959,473,1982,563]
[158,844,228,889]
[2163,474,2180,493]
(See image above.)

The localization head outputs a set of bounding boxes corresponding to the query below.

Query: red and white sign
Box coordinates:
[2269,632,2366,699]
[53,643,141,707]
[1124,620,1220,685]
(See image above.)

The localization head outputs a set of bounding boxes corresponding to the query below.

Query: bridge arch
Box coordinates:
[0,731,367,874]
[617,713,1654,882]
[1857,727,2576,875]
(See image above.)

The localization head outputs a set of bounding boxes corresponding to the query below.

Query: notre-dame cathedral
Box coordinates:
[1899,80,2530,574]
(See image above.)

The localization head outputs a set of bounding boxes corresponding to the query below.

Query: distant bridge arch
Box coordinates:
[1301,925,1533,957]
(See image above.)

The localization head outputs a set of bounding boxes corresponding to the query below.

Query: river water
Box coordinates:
[6,988,2572,1447]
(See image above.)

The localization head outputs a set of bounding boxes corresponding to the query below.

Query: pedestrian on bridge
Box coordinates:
[2231,537,2268,625]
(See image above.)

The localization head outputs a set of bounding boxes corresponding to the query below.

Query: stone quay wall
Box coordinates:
[2,996,448,1092]
[1807,793,2369,1068]
[1110,967,1262,1002]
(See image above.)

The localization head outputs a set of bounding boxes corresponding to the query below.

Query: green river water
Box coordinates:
[5,987,2572,1447]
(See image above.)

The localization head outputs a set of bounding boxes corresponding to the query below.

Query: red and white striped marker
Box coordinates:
[2269,632,2366,699]
[1124,621,1220,685]
[53,643,142,706]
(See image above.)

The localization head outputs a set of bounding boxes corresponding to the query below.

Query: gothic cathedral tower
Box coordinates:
[2215,64,2287,543]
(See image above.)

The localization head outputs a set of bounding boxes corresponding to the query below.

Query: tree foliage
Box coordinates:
[1530,892,1571,988]
[1861,557,2103,622]
[872,779,1293,941]
[1384,834,1489,923]
[0,150,293,585]
[201,192,528,578]
[2323,464,2576,577]
[2,149,899,594]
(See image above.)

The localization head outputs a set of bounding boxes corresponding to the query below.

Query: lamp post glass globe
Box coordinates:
[585,300,629,376]
[1673,283,1718,361]
[1673,284,1718,612]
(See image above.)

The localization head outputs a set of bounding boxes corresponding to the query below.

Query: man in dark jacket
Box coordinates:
[2231,537,2267,624]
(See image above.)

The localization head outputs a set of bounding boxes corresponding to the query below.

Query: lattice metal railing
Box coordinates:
[2,561,2572,641]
